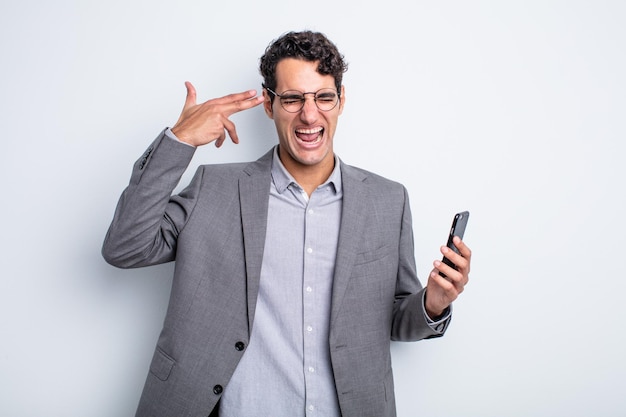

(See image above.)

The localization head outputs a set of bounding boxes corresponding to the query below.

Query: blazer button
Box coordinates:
[213,385,223,395]
[235,341,245,351]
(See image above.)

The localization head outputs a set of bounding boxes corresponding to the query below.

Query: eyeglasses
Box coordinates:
[266,87,341,113]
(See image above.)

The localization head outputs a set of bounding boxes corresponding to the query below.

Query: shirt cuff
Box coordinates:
[165,127,195,147]
[422,290,452,333]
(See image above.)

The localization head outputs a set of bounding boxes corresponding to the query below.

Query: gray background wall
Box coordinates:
[1,1,624,416]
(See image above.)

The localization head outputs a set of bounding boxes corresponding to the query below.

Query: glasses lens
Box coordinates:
[315,89,339,111]
[279,91,305,112]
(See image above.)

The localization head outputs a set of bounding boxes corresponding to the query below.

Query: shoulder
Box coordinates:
[341,161,407,193]
[196,148,274,181]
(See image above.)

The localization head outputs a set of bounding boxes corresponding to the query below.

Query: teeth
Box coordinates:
[296,127,323,134]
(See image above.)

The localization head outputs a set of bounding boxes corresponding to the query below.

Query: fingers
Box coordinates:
[434,259,463,287]
[436,239,471,284]
[453,236,472,263]
[172,83,264,147]
[429,267,456,291]
[442,238,471,275]
[426,237,472,316]
[425,268,458,317]
[211,90,265,116]
[206,92,263,146]
[440,247,467,277]
[222,118,239,145]
[214,118,241,148]
[214,132,226,148]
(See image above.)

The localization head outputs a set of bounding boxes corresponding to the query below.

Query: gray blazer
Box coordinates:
[102,130,448,417]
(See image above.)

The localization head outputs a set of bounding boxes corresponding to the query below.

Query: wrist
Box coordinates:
[169,127,197,147]
[424,290,446,320]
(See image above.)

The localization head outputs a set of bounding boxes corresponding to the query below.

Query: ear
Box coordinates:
[263,89,274,119]
[338,85,346,115]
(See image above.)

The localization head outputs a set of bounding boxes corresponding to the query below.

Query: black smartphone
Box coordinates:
[439,211,470,277]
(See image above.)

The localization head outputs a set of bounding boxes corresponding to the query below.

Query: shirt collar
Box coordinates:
[271,146,342,194]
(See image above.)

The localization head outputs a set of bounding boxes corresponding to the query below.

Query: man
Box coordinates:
[102,30,471,417]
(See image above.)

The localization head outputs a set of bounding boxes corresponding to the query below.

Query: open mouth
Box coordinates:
[295,126,324,143]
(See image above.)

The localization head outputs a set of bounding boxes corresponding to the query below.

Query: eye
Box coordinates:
[281,95,304,105]
[316,89,338,102]
[316,94,336,103]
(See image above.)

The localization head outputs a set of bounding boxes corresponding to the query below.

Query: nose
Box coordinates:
[299,95,319,123]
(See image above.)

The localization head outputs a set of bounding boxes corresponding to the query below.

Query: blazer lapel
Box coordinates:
[239,150,273,331]
[330,163,369,326]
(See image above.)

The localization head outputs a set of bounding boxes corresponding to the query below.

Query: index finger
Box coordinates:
[452,236,472,260]
[212,90,265,116]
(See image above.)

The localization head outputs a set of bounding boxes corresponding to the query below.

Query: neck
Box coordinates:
[279,150,335,197]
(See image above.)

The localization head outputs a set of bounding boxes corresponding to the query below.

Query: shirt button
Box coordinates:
[308,366,315,373]
[307,248,313,254]
[213,385,223,395]
[308,209,314,214]
[308,405,315,411]
[307,325,313,332]
[306,286,313,293]
[235,341,245,351]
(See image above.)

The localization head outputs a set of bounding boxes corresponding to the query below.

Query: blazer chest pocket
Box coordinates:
[353,243,394,267]
[149,347,175,381]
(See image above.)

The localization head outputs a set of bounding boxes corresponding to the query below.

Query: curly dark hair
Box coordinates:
[259,30,348,97]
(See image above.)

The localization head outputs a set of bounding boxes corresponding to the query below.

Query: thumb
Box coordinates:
[182,81,197,109]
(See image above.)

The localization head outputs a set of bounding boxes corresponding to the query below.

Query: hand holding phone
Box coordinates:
[439,211,470,277]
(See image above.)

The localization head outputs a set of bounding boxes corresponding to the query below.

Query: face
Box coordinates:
[263,58,345,178]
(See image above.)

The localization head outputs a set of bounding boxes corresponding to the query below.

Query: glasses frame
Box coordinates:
[266,87,341,113]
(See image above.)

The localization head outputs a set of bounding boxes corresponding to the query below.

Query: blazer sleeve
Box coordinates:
[390,186,451,341]
[101,129,199,268]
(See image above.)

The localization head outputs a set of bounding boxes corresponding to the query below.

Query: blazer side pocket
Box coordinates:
[149,346,176,382]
